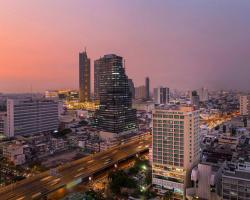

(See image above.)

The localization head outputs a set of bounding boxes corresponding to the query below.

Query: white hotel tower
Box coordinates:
[7,98,59,137]
[152,105,200,199]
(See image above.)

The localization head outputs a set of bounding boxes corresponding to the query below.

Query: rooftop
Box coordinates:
[155,105,198,112]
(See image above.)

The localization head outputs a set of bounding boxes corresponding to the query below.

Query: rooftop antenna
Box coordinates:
[84,46,87,53]
[124,59,126,69]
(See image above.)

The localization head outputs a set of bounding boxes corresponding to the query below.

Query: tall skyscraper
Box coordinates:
[94,59,101,101]
[197,87,208,102]
[95,54,137,135]
[145,77,150,100]
[152,105,200,199]
[6,98,59,137]
[191,90,200,108]
[128,79,135,99]
[240,95,250,117]
[79,50,91,102]
[154,87,170,104]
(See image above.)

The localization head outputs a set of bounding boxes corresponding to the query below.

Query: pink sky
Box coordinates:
[1,0,250,93]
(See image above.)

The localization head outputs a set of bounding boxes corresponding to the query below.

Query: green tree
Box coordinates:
[85,189,104,200]
[163,190,173,200]
[108,170,137,195]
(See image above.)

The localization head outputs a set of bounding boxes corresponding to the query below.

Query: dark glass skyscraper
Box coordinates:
[128,79,135,99]
[94,59,101,101]
[95,54,137,134]
[79,50,91,102]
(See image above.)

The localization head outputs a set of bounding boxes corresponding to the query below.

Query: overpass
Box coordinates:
[0,136,151,200]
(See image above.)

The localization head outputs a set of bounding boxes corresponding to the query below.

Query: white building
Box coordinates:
[187,163,223,200]
[152,105,200,199]
[240,95,250,116]
[6,98,59,137]
[132,101,155,112]
[154,87,170,105]
[2,143,26,165]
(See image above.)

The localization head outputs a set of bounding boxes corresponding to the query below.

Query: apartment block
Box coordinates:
[6,98,59,137]
[152,105,200,199]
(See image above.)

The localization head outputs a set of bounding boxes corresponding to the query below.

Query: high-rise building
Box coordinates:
[197,87,208,102]
[146,77,150,100]
[154,87,170,104]
[240,95,250,117]
[6,98,59,137]
[152,105,200,199]
[191,91,200,108]
[94,58,101,101]
[128,79,135,99]
[95,54,137,135]
[0,112,7,136]
[135,85,146,100]
[79,50,91,102]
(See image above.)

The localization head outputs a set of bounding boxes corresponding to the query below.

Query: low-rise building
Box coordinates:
[2,143,26,165]
[51,138,67,153]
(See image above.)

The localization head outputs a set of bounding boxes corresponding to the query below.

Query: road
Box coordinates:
[0,136,151,200]
[201,111,239,129]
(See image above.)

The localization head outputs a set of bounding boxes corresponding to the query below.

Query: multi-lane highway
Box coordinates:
[0,136,151,200]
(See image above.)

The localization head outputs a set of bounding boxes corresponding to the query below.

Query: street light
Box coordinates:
[140,186,146,192]
[142,165,147,171]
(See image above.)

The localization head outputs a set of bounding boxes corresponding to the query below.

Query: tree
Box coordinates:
[163,190,173,200]
[54,128,72,138]
[108,170,137,195]
[84,189,104,200]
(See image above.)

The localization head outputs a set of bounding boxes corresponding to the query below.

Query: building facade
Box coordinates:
[6,99,59,137]
[135,86,146,100]
[152,106,200,199]
[128,79,135,99]
[191,91,200,108]
[197,87,208,102]
[154,87,170,105]
[2,143,26,165]
[0,112,7,136]
[95,54,137,135]
[146,77,150,100]
[79,51,91,102]
[240,95,250,117]
[94,58,101,101]
[222,162,250,200]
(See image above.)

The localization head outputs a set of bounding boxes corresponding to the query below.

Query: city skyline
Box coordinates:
[1,0,250,93]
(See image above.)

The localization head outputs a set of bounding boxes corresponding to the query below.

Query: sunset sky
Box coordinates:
[0,0,250,93]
